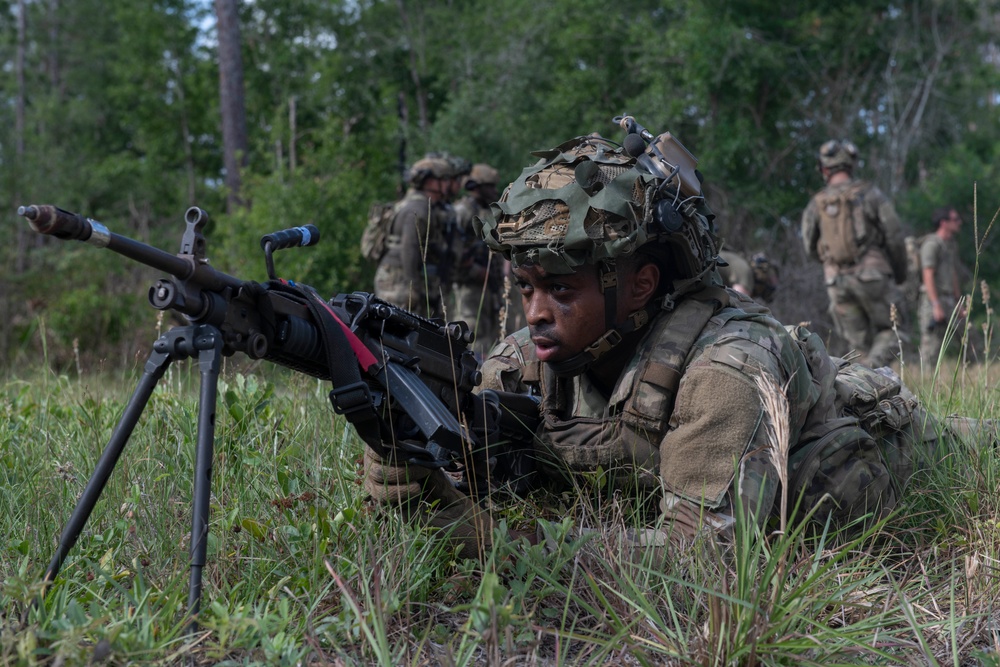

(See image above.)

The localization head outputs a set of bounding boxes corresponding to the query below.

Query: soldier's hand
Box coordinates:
[363,446,433,505]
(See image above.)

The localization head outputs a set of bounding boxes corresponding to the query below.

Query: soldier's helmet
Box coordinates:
[424,152,472,180]
[477,122,721,375]
[464,163,500,190]
[478,130,720,290]
[817,139,858,173]
[406,155,453,187]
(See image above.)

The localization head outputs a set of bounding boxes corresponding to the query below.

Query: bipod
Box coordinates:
[38,323,224,634]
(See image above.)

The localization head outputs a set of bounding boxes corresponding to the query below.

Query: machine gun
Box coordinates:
[16,204,537,629]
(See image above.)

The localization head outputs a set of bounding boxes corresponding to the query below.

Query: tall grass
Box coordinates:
[1,336,999,665]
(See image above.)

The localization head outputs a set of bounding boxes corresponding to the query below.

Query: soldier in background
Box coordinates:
[919,206,965,367]
[718,250,779,303]
[373,155,455,319]
[801,139,908,368]
[452,163,505,355]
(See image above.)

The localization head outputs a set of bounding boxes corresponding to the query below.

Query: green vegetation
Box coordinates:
[1,349,998,665]
[2,0,999,370]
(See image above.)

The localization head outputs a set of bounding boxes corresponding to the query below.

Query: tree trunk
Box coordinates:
[15,0,27,273]
[288,95,296,175]
[396,0,429,132]
[215,0,249,212]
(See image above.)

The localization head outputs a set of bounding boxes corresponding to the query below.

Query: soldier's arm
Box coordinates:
[871,192,908,284]
[477,333,533,394]
[919,238,945,322]
[657,359,776,536]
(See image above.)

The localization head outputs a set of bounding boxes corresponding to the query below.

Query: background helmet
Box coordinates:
[449,155,473,179]
[406,155,452,187]
[817,139,858,173]
[479,133,719,286]
[424,151,472,180]
[463,163,499,190]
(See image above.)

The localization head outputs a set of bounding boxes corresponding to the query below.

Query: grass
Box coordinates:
[3,227,1000,665]
[0,343,998,666]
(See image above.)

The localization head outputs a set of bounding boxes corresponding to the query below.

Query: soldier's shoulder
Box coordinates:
[487,327,534,363]
[397,190,431,211]
[692,306,799,372]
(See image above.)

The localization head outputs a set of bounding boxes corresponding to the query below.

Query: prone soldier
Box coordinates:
[365,123,990,554]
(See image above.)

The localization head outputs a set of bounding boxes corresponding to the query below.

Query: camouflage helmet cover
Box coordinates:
[478,133,719,279]
[818,139,858,172]
[465,163,500,188]
[406,155,453,186]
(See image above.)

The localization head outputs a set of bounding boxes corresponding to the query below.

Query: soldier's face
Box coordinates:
[513,264,609,363]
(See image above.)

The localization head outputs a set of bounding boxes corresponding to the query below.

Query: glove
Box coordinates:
[363,445,433,506]
[363,444,495,558]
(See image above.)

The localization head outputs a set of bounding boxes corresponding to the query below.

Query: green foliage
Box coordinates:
[2,0,999,369]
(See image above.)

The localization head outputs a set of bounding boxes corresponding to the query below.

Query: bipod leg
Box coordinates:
[185,326,224,633]
[39,328,188,604]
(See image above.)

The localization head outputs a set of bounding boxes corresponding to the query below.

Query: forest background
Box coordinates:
[0,0,999,373]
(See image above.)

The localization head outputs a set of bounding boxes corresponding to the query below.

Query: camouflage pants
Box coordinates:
[826,269,901,368]
[917,293,961,368]
[452,282,501,356]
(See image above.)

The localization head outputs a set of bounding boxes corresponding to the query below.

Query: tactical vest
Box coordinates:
[815,180,880,266]
[507,289,924,526]
[514,291,730,441]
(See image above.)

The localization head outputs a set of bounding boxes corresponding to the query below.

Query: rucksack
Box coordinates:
[360,201,397,263]
[784,328,923,526]
[815,181,875,265]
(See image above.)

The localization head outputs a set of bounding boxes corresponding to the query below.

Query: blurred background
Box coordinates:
[1,0,998,373]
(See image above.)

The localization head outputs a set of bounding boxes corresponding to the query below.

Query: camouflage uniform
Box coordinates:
[373,189,451,318]
[451,165,505,355]
[801,141,908,368]
[918,233,962,365]
[479,283,954,538]
[480,288,826,534]
[373,153,468,319]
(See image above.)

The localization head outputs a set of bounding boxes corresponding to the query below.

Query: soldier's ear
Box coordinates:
[625,262,660,311]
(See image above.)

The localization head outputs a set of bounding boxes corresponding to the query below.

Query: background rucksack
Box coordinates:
[815,181,872,265]
[360,201,396,262]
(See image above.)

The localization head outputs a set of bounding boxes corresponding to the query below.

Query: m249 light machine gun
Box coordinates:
[16,204,534,629]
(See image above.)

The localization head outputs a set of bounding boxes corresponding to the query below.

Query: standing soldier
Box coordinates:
[801,139,908,368]
[373,155,454,319]
[452,163,504,354]
[919,206,965,367]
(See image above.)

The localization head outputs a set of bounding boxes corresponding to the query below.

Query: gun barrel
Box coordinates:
[18,203,204,280]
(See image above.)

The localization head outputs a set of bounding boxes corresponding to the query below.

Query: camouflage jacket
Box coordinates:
[801,178,908,284]
[479,288,837,536]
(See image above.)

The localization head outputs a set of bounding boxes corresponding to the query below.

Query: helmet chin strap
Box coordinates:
[548,260,653,378]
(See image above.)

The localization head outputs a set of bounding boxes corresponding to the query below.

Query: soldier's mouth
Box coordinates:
[531,336,561,361]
